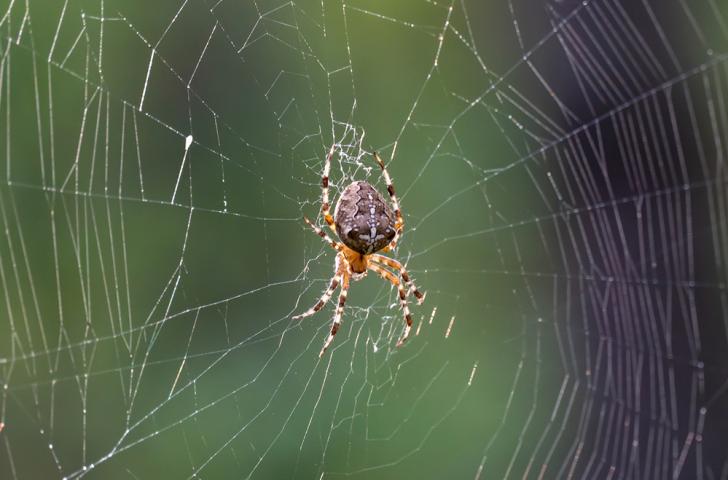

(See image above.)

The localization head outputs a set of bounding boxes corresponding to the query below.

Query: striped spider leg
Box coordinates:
[319,268,350,357]
[293,255,343,321]
[295,216,353,357]
[321,145,337,233]
[370,254,426,304]
[367,263,414,346]
[373,151,404,251]
[301,215,343,252]
[294,216,345,320]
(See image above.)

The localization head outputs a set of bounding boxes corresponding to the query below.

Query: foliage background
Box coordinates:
[0,0,727,478]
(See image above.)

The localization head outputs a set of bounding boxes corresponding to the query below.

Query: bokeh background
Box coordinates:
[0,0,727,478]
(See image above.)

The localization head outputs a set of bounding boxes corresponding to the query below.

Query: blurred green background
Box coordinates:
[1,0,726,479]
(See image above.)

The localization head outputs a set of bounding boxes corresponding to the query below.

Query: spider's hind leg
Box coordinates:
[303,216,343,252]
[321,145,337,232]
[373,152,404,248]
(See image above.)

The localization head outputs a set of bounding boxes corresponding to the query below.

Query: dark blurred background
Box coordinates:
[0,0,727,478]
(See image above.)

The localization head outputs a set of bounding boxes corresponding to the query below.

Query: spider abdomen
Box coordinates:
[334,181,396,254]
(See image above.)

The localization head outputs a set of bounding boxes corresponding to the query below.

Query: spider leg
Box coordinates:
[321,145,337,232]
[293,255,344,320]
[368,263,413,347]
[370,254,426,305]
[373,151,404,250]
[303,216,343,251]
[319,268,351,357]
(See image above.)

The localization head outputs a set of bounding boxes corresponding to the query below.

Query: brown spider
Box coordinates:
[295,147,425,357]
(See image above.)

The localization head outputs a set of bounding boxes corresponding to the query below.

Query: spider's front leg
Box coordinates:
[294,255,344,321]
[368,263,413,347]
[320,269,351,357]
[371,254,425,304]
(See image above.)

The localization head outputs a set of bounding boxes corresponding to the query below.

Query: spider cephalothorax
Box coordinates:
[295,148,425,357]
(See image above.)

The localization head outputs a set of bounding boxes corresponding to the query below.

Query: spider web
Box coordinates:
[0,0,727,478]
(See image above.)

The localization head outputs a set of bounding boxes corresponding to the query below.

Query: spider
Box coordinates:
[295,147,425,357]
